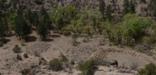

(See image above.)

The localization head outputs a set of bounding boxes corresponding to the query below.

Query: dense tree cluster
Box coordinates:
[0,0,155,44]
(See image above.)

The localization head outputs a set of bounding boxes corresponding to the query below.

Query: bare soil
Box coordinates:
[0,32,155,75]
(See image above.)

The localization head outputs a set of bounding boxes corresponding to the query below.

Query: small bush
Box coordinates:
[142,23,156,45]
[13,45,22,53]
[20,69,31,75]
[60,53,68,62]
[49,59,63,71]
[138,63,156,75]
[78,60,96,75]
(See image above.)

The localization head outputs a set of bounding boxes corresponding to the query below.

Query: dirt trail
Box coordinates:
[91,46,156,68]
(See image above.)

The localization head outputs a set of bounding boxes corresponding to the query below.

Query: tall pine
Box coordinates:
[123,0,136,14]
[99,0,106,20]
[15,9,31,40]
[149,0,156,18]
[37,8,51,40]
[0,0,11,37]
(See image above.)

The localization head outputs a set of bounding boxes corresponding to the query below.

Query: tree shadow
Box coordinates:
[0,38,10,44]
[25,36,37,42]
[5,33,15,37]
[50,34,61,38]
[42,38,54,42]
[0,38,10,47]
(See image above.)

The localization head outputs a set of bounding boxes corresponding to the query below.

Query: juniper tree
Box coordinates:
[99,0,106,20]
[0,0,11,37]
[0,17,5,39]
[37,8,51,40]
[123,0,136,14]
[106,5,113,21]
[25,9,40,27]
[15,10,31,40]
[149,0,156,18]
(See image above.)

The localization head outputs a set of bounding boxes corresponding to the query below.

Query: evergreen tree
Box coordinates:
[129,0,136,13]
[37,8,51,40]
[99,0,106,20]
[0,0,11,36]
[123,0,129,14]
[123,0,136,14]
[15,10,31,40]
[0,17,5,39]
[149,0,156,17]
[106,5,113,21]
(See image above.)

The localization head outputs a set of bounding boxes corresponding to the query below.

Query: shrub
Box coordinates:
[138,63,156,75]
[142,22,156,45]
[78,60,96,75]
[60,53,68,62]
[50,5,77,30]
[13,45,22,53]
[49,59,63,71]
[20,69,31,75]
[63,9,102,36]
[106,14,152,45]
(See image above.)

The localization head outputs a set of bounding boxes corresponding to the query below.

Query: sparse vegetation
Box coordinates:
[78,60,96,75]
[49,59,63,71]
[106,14,152,46]
[138,63,156,75]
[13,45,22,53]
[1,1,156,75]
[50,4,77,31]
[37,8,51,40]
[20,69,31,75]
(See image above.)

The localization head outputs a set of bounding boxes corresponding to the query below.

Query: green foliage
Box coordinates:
[15,10,31,39]
[64,9,102,35]
[138,63,156,75]
[25,9,39,26]
[106,14,152,45]
[37,8,50,40]
[142,22,156,44]
[122,14,151,40]
[50,5,77,30]
[149,0,156,17]
[78,60,95,75]
[49,59,63,71]
[123,0,136,14]
[0,17,6,38]
[106,5,113,21]
[99,0,106,19]
[0,0,11,38]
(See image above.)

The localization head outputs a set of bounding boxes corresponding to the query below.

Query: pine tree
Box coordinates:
[123,0,135,14]
[149,0,156,18]
[37,8,51,40]
[99,0,106,20]
[129,0,136,13]
[15,10,31,40]
[0,17,5,39]
[106,5,113,21]
[0,0,11,36]
[123,0,129,14]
